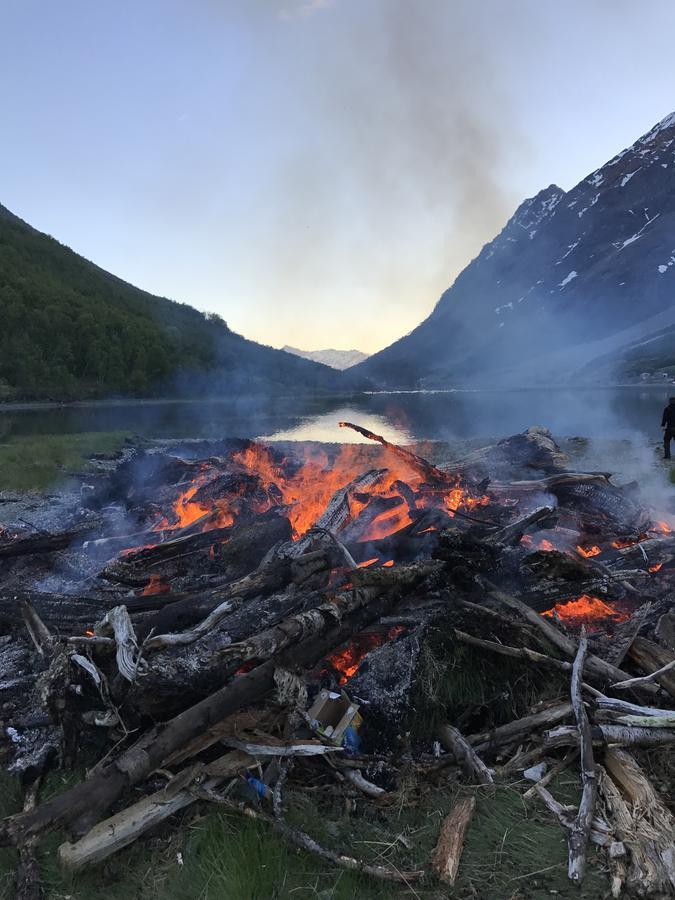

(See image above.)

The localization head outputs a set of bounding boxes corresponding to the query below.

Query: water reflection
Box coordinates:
[0,387,672,445]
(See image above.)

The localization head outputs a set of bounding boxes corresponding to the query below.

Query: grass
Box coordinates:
[0,432,130,491]
[0,765,610,900]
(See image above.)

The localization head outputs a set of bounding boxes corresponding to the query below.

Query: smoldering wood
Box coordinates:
[487,505,556,546]
[0,517,103,559]
[0,569,421,847]
[485,582,660,697]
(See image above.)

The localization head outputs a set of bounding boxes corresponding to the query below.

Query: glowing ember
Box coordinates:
[140,574,171,596]
[649,563,663,573]
[326,624,406,685]
[542,594,627,630]
[652,521,672,535]
[84,629,95,637]
[576,544,602,558]
[382,559,395,567]
[521,535,555,551]
[357,558,379,568]
[611,535,646,549]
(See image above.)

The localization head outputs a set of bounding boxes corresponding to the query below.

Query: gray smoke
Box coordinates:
[227,0,526,349]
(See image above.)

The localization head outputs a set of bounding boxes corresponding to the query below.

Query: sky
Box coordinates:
[3,1,675,355]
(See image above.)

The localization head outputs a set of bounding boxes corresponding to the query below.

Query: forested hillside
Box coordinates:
[0,204,356,401]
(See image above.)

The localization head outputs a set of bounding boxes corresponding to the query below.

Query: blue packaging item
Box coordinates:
[244,772,271,799]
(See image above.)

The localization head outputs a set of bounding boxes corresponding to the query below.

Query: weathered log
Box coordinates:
[431,796,476,887]
[0,563,432,848]
[57,750,254,870]
[567,628,598,884]
[439,724,494,788]
[627,637,675,698]
[469,701,573,754]
[543,723,675,750]
[600,750,675,896]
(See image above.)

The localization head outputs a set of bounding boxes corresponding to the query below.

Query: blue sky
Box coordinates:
[3,0,675,353]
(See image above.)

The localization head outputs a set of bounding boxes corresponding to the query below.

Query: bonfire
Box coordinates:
[0,423,674,896]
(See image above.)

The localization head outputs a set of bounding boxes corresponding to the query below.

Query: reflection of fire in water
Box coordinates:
[326,625,406,685]
[542,594,628,630]
[140,574,171,596]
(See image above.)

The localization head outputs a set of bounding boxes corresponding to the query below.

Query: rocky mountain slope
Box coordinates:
[0,203,364,401]
[282,345,369,370]
[355,112,675,388]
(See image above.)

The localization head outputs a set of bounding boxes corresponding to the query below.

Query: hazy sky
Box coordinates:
[3,0,675,353]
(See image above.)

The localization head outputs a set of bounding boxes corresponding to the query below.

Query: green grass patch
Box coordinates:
[0,431,130,491]
[0,765,610,900]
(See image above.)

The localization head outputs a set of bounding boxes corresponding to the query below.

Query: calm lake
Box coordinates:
[1,387,673,447]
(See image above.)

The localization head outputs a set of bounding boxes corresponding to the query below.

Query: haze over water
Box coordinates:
[1,388,671,450]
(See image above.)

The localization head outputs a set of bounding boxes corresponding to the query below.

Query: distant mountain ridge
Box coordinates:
[354,111,675,387]
[282,345,369,369]
[0,203,365,401]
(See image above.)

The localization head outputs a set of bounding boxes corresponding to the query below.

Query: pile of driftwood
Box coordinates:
[0,424,674,897]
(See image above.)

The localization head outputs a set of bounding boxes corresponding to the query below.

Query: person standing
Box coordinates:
[662,396,675,459]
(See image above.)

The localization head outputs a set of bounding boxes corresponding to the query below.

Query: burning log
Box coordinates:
[485,582,660,697]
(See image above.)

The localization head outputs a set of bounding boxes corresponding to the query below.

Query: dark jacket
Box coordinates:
[662,402,675,430]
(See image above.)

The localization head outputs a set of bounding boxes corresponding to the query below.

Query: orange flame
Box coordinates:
[147,442,489,548]
[542,594,627,629]
[649,562,663,573]
[326,625,406,685]
[576,545,602,559]
[140,574,171,596]
[652,520,672,535]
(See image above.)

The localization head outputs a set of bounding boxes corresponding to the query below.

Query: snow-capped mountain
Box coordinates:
[282,345,369,370]
[355,111,675,387]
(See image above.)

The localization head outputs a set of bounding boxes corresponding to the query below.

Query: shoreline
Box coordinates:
[1,383,673,413]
